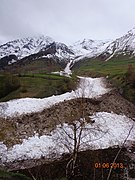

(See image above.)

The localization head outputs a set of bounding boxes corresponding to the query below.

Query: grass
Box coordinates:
[74,57,135,77]
[9,58,64,74]
[19,73,65,79]
[0,169,30,180]
[73,56,135,103]
[1,56,135,102]
[0,73,77,102]
[0,74,20,99]
[0,56,75,102]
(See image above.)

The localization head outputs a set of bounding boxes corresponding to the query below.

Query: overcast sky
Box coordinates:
[0,0,135,45]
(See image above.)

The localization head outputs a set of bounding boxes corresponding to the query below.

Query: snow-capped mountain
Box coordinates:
[0,36,54,59]
[1,27,135,67]
[0,36,112,68]
[102,27,135,60]
[0,36,75,61]
[70,39,112,61]
[0,36,110,62]
[0,36,76,68]
[40,41,75,60]
[71,39,111,56]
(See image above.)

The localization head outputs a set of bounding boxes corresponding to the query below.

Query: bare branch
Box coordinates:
[107,122,134,180]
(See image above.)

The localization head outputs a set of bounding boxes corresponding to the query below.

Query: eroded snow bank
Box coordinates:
[0,77,109,118]
[63,60,72,75]
[0,112,134,163]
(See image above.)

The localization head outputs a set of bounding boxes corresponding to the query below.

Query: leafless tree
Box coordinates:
[107,121,134,180]
[52,79,107,179]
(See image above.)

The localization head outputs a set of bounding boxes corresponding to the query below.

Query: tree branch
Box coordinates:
[107,122,134,180]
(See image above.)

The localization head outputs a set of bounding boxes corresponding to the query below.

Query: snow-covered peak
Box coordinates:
[2,27,135,64]
[127,27,135,35]
[0,36,76,62]
[0,35,54,59]
[70,39,112,59]
[0,35,112,63]
[55,42,75,59]
[102,27,135,60]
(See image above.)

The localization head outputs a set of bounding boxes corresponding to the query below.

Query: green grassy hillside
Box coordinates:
[0,169,30,180]
[6,58,64,74]
[0,73,77,102]
[0,56,78,102]
[74,55,135,76]
[1,55,135,103]
[73,56,135,103]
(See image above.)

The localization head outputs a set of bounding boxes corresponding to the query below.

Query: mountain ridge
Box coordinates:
[1,27,135,68]
[0,36,111,61]
[100,27,135,60]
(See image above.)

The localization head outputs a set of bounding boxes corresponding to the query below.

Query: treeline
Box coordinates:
[125,64,135,87]
[123,64,135,103]
[0,73,78,101]
[111,64,135,103]
[0,169,30,180]
[55,76,77,94]
[0,73,20,99]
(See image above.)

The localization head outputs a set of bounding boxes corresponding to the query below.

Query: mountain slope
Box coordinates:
[1,27,135,68]
[0,36,111,63]
[0,36,75,62]
[0,36,54,59]
[70,39,111,59]
[0,37,76,70]
[101,27,135,61]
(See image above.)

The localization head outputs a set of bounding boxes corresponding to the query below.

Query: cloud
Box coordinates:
[0,0,135,44]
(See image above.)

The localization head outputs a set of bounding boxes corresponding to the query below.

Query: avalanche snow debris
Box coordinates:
[0,112,135,163]
[0,77,110,118]
[62,60,73,76]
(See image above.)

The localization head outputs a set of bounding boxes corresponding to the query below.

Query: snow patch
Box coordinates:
[8,59,17,65]
[63,60,72,75]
